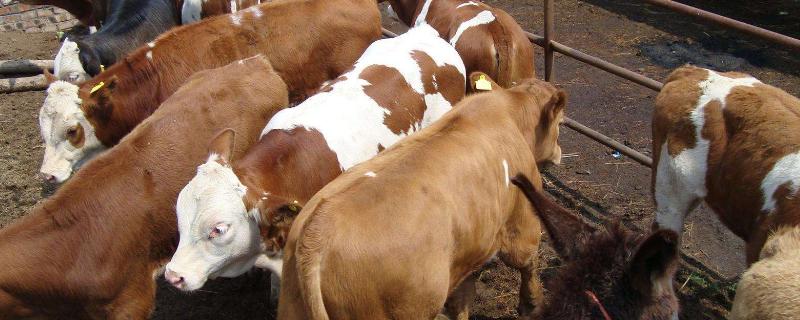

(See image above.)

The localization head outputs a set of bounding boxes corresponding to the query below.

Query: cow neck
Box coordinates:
[81,54,163,147]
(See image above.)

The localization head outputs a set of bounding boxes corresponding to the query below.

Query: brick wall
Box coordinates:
[0,0,80,33]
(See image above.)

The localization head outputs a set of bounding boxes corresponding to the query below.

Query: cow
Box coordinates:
[163,24,466,294]
[730,225,800,320]
[38,0,382,183]
[0,56,289,319]
[180,0,263,24]
[511,174,680,320]
[383,0,535,89]
[53,0,180,83]
[652,65,800,264]
[276,73,565,320]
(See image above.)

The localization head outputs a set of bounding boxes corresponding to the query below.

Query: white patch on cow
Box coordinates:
[414,0,434,27]
[146,50,153,60]
[38,81,106,183]
[502,159,510,187]
[181,0,203,24]
[167,157,264,291]
[450,10,495,46]
[255,254,282,276]
[654,69,760,233]
[761,151,800,213]
[231,11,242,25]
[230,0,238,13]
[456,1,480,8]
[365,171,377,177]
[53,37,89,83]
[249,5,263,18]
[262,24,465,170]
[148,41,156,48]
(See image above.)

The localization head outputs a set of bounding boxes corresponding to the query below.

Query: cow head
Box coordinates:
[53,37,90,84]
[511,174,680,320]
[166,129,266,291]
[471,72,566,166]
[38,80,106,183]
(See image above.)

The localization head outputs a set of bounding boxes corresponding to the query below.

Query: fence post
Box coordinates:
[543,0,554,82]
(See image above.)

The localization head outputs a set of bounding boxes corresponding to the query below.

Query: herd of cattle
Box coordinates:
[0,0,798,319]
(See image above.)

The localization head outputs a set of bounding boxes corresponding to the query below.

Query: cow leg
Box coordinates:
[106,277,157,320]
[652,142,703,234]
[500,205,544,316]
[443,273,477,320]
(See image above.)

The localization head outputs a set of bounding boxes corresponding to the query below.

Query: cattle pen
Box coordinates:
[0,0,799,318]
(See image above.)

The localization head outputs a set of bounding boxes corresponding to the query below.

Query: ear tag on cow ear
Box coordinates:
[90,81,105,94]
[475,75,492,91]
[287,200,300,213]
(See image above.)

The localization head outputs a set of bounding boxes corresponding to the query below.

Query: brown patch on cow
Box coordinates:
[67,123,85,148]
[652,66,707,162]
[411,50,465,105]
[360,64,425,135]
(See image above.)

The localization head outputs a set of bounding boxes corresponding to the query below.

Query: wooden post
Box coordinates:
[0,75,49,93]
[0,60,55,75]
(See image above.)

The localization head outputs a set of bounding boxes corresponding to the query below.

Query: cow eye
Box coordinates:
[66,127,78,137]
[209,223,228,239]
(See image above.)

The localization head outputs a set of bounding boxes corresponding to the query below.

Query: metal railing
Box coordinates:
[536,0,800,167]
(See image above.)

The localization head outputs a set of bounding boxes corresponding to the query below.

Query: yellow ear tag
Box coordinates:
[287,200,300,213]
[475,75,492,91]
[100,64,105,72]
[90,81,105,94]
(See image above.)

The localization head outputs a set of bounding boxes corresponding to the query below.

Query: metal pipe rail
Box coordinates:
[643,0,800,53]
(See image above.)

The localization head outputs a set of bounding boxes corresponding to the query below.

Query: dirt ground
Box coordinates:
[1,0,799,319]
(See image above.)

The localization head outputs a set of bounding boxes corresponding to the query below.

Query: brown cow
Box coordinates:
[0,56,288,319]
[163,24,466,292]
[39,0,381,183]
[277,73,565,320]
[384,0,535,88]
[511,174,680,320]
[652,65,800,264]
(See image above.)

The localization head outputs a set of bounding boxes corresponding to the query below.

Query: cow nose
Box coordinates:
[40,173,57,183]
[164,269,185,288]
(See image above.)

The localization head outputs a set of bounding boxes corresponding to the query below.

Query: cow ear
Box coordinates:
[547,89,567,123]
[43,68,57,84]
[269,201,303,228]
[208,128,236,165]
[468,71,500,92]
[628,229,680,297]
[511,173,592,260]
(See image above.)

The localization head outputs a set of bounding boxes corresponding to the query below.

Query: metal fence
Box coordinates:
[534,0,800,168]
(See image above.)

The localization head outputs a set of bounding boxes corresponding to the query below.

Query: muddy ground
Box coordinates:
[1,0,799,319]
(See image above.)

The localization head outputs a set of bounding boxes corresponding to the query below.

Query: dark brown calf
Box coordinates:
[512,174,680,320]
[0,56,288,319]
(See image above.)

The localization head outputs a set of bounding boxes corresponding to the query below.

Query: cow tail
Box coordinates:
[490,9,514,87]
[296,209,331,320]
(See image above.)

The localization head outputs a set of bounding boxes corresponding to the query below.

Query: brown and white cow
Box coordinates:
[39,0,381,183]
[276,73,565,320]
[0,56,288,319]
[164,24,466,292]
[652,65,800,264]
[384,0,535,88]
[511,174,680,320]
